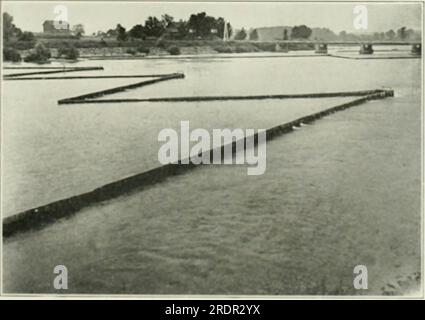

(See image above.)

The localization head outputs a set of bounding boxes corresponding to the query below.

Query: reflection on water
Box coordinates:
[2,54,421,295]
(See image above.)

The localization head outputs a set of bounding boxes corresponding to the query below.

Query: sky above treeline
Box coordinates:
[2,1,422,35]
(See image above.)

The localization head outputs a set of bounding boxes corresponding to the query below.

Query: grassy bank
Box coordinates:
[7,38,314,49]
[4,38,315,62]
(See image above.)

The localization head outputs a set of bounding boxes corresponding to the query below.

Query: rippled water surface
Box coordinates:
[2,53,421,295]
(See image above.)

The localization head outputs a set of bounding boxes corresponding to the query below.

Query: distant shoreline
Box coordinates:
[4,52,419,65]
[84,52,327,60]
[5,39,420,64]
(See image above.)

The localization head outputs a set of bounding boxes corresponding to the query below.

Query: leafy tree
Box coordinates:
[19,31,35,42]
[24,42,51,63]
[34,42,50,57]
[249,29,259,40]
[187,12,225,38]
[226,22,233,39]
[144,16,164,37]
[309,27,338,41]
[161,14,174,28]
[214,17,225,38]
[404,28,416,40]
[397,27,407,40]
[234,28,247,40]
[3,12,14,39]
[116,24,127,41]
[106,12,232,41]
[339,31,347,41]
[338,30,360,41]
[188,12,210,37]
[3,47,22,62]
[106,28,117,37]
[176,20,188,39]
[385,29,395,40]
[336,28,418,42]
[372,32,385,41]
[3,12,22,41]
[283,29,289,40]
[57,42,79,60]
[128,24,145,39]
[291,25,312,39]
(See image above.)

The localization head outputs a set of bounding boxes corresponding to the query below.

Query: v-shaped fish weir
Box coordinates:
[2,66,394,237]
[3,86,393,237]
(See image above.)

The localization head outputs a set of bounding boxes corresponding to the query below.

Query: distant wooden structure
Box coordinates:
[43,20,70,34]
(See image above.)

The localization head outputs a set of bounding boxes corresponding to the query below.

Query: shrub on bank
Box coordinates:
[234,44,259,53]
[137,46,150,55]
[18,31,35,42]
[57,43,80,60]
[126,48,137,55]
[5,40,35,50]
[251,42,276,52]
[167,46,181,55]
[212,43,260,54]
[24,42,51,63]
[213,45,233,53]
[3,47,22,62]
[157,40,166,49]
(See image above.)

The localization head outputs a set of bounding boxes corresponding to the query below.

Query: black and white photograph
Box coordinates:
[0,0,423,298]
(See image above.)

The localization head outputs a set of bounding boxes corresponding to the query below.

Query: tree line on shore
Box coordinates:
[247,25,420,42]
[106,12,233,41]
[3,10,421,63]
[3,12,79,62]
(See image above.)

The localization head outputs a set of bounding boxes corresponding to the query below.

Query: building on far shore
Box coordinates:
[43,20,70,34]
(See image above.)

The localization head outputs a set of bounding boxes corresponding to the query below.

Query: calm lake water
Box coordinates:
[2,51,422,295]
